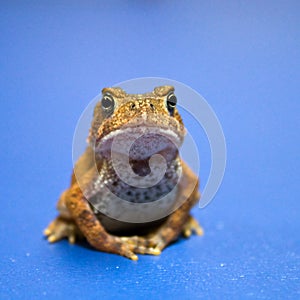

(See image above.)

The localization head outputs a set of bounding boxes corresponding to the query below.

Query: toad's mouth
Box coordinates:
[96,126,182,162]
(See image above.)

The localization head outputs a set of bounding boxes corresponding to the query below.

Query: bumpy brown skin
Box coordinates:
[44,86,203,260]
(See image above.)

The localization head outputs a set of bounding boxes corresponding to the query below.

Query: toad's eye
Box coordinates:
[101,94,115,114]
[166,92,177,115]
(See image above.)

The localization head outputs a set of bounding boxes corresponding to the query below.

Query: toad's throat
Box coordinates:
[92,157,182,204]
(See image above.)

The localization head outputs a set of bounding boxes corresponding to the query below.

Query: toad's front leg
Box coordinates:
[65,184,160,260]
[63,184,137,260]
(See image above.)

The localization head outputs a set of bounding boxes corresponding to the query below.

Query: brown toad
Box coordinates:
[44,85,203,260]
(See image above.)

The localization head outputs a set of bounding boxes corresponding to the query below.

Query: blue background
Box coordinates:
[0,1,299,299]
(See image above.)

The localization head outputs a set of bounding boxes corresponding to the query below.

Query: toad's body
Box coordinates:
[44,86,203,260]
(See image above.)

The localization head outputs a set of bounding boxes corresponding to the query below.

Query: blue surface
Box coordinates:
[0,1,299,299]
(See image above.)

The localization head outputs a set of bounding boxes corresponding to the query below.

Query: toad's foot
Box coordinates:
[121,216,203,253]
[120,233,169,253]
[182,215,204,238]
[119,236,162,256]
[44,216,82,244]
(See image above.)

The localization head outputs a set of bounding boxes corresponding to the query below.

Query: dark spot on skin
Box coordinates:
[79,209,90,218]
[165,172,172,179]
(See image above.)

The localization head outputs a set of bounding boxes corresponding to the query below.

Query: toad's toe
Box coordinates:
[44,216,81,244]
[182,216,204,237]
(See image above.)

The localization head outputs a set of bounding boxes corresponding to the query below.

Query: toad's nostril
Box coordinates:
[130,103,136,110]
[150,103,154,109]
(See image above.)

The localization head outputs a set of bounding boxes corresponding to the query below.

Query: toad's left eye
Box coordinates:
[166,92,177,115]
[102,94,114,110]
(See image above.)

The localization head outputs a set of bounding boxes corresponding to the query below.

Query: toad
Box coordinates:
[44,86,203,260]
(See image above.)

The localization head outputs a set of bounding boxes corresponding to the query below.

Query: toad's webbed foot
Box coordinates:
[120,236,162,256]
[121,215,203,253]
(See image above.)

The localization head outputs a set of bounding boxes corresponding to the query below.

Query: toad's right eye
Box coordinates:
[101,94,115,113]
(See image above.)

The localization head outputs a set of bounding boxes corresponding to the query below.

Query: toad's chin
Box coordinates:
[95,126,182,162]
